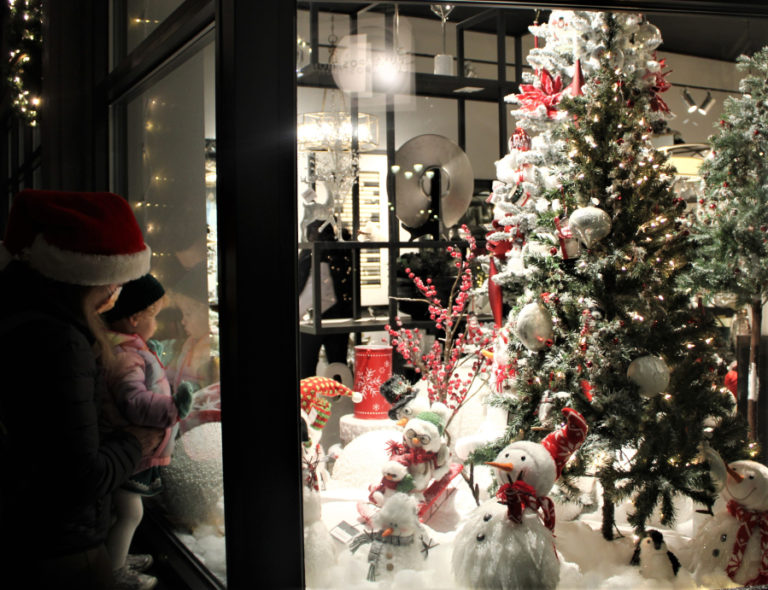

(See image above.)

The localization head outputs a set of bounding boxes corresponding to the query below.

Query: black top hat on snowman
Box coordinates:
[380,374,419,421]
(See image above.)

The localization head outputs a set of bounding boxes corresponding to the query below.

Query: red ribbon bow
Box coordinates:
[496,481,556,532]
[644,57,672,114]
[725,500,768,585]
[515,70,564,119]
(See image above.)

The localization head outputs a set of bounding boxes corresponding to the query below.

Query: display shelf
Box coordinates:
[298,4,513,337]
[298,64,518,103]
[299,238,486,335]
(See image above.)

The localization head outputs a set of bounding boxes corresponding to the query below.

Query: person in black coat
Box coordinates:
[0,190,163,589]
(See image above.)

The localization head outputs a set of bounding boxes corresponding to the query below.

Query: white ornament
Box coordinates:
[627,355,670,397]
[568,206,612,248]
[515,302,553,351]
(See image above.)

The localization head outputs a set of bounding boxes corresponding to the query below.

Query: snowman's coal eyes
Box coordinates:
[504,453,509,458]
[521,456,526,461]
[720,534,728,542]
[483,514,492,522]
[404,408,413,416]
[749,474,755,480]
[713,549,720,557]
[476,533,485,542]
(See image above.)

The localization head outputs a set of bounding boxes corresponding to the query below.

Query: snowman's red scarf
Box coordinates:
[496,481,556,532]
[386,440,439,469]
[725,499,768,585]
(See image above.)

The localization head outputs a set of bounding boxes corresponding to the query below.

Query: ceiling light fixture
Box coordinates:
[681,88,697,113]
[698,91,716,115]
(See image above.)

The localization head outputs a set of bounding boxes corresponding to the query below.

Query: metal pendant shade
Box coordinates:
[393,134,474,229]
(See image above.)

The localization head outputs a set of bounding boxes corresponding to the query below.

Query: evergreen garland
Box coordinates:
[5,0,43,126]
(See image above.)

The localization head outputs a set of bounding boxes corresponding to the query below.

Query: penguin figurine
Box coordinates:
[630,529,681,581]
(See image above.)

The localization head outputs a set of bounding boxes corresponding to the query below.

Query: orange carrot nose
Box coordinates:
[486,461,515,473]
[412,437,422,446]
[726,463,745,483]
[381,528,393,537]
[481,350,494,361]
[397,418,408,427]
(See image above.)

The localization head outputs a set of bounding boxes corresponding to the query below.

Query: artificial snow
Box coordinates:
[167,423,743,589]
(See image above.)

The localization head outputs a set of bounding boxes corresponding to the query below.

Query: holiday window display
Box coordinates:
[294,10,764,590]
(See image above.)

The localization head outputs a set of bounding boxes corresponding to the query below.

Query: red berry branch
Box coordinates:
[386,226,495,438]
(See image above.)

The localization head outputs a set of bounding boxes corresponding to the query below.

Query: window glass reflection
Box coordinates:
[125,0,185,54]
[122,36,225,584]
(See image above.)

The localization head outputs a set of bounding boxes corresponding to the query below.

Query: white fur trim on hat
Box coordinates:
[23,235,152,286]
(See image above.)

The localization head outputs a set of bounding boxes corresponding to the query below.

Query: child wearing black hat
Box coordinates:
[103,274,194,590]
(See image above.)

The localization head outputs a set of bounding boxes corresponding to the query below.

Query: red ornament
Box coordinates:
[567,58,584,97]
[509,127,532,152]
[488,258,504,328]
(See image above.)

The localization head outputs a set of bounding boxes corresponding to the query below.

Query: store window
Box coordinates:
[114,31,225,585]
[295,3,765,589]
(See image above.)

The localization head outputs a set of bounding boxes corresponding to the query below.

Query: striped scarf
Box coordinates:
[496,481,556,532]
[725,499,768,585]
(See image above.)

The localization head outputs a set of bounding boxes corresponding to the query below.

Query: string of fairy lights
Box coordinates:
[6,0,43,126]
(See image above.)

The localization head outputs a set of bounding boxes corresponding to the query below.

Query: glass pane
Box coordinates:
[120,35,224,585]
[122,0,186,57]
[296,4,749,589]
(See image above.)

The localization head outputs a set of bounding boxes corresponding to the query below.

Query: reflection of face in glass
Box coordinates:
[174,292,209,339]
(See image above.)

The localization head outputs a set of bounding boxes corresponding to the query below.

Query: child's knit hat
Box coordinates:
[104,273,165,322]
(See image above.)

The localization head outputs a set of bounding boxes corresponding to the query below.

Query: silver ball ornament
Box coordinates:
[627,355,670,397]
[568,206,612,248]
[515,302,553,351]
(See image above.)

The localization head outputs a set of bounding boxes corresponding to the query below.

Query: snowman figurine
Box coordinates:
[379,373,431,425]
[452,408,588,590]
[350,493,434,582]
[302,485,337,587]
[387,405,452,500]
[691,452,768,587]
[368,457,416,507]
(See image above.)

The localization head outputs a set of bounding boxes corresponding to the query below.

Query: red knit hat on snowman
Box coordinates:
[0,189,151,285]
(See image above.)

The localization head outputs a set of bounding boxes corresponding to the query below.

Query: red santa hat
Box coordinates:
[541,407,588,478]
[0,190,151,286]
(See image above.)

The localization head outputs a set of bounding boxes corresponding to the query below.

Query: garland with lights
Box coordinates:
[5,0,43,126]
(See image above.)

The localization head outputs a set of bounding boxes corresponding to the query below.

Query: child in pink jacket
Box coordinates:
[102,274,192,589]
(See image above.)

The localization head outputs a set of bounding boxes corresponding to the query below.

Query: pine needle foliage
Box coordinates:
[683,47,768,308]
[470,11,749,540]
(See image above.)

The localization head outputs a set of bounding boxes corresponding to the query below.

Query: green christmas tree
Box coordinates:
[684,47,768,447]
[473,10,749,540]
